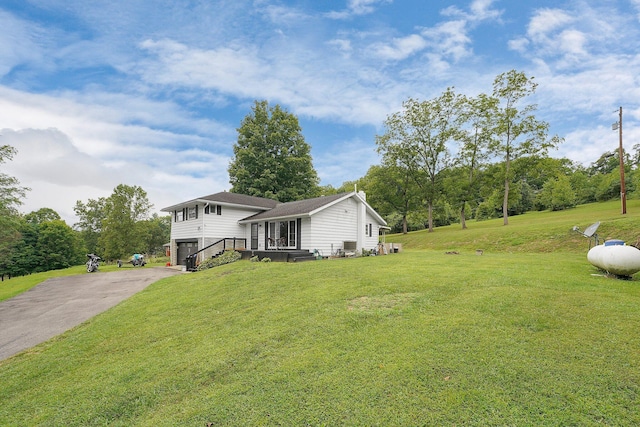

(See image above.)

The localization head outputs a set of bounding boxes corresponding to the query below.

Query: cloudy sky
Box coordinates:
[1,0,639,224]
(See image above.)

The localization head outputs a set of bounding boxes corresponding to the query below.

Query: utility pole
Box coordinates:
[613,107,626,214]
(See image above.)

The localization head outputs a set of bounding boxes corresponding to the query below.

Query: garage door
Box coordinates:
[177,241,198,265]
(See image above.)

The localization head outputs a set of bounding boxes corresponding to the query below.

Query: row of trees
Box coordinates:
[375,70,561,232]
[0,143,170,277]
[226,73,634,235]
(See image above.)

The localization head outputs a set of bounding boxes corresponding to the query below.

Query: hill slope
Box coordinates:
[389,199,640,253]
[1,201,639,425]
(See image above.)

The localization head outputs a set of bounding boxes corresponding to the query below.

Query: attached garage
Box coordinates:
[176,241,198,265]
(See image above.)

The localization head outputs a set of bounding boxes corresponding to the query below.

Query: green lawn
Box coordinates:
[0,257,169,302]
[1,202,639,425]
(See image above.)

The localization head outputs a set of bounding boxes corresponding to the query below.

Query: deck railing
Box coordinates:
[185,237,246,271]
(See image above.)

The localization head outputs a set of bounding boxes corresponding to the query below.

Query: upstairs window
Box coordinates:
[188,206,198,220]
[205,205,222,215]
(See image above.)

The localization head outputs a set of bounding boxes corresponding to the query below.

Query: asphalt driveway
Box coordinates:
[0,267,181,361]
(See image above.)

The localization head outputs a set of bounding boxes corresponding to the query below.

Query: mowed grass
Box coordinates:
[1,201,640,425]
[391,199,640,253]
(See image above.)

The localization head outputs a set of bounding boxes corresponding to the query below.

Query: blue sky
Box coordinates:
[1,0,639,224]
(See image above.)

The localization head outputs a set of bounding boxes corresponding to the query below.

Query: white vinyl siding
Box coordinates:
[364,211,380,250]
[308,198,358,255]
[171,203,263,243]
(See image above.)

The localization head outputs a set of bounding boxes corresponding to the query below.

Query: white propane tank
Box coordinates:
[587,240,640,277]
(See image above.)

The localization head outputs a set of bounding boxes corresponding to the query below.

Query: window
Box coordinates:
[205,204,221,215]
[268,220,297,248]
[175,210,184,222]
[188,206,198,220]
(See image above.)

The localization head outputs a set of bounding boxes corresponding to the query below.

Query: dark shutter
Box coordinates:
[297,218,302,249]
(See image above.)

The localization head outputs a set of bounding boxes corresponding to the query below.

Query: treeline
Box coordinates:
[0,178,169,278]
[317,71,636,233]
[348,150,638,234]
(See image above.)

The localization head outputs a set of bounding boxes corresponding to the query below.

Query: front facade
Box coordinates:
[161,191,387,265]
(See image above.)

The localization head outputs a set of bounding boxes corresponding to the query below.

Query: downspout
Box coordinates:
[202,203,208,263]
[356,192,366,253]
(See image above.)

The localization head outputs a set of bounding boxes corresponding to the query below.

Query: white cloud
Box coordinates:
[262,5,311,25]
[371,34,427,60]
[442,0,502,22]
[0,85,237,224]
[527,9,574,40]
[137,38,407,127]
[326,0,392,19]
[2,126,231,225]
[0,10,49,76]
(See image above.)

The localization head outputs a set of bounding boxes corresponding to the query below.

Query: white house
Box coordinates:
[161,191,388,265]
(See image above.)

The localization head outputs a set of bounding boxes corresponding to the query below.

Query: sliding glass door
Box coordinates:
[268,220,297,249]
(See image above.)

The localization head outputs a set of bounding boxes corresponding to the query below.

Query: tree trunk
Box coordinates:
[503,178,509,225]
[402,214,408,234]
[460,202,467,229]
[428,201,434,232]
[503,142,511,226]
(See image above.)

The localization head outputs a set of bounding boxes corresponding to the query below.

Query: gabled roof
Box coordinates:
[239,192,387,225]
[162,191,387,226]
[161,191,278,212]
[241,193,347,221]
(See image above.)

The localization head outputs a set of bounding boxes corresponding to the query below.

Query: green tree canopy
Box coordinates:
[0,145,29,273]
[228,100,319,202]
[99,184,153,260]
[491,70,562,225]
[74,197,107,254]
[376,88,464,232]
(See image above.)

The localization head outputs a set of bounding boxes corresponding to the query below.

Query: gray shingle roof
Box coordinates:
[161,191,278,211]
[241,193,349,221]
[198,192,279,209]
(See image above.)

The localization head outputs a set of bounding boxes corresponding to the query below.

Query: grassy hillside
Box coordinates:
[389,199,640,253]
[1,201,639,425]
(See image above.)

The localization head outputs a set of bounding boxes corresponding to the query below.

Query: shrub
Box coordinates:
[260,257,272,263]
[196,251,242,271]
[249,255,260,262]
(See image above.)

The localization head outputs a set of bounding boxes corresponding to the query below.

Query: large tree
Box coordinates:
[491,70,562,225]
[0,145,29,275]
[452,93,498,229]
[99,184,153,260]
[376,88,464,232]
[361,164,420,234]
[228,100,319,202]
[74,197,107,254]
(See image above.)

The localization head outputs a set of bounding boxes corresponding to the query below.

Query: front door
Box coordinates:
[251,223,259,250]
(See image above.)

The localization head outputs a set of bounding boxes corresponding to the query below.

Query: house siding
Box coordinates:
[165,191,387,264]
[364,211,381,250]
[169,202,262,265]
[309,197,359,255]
